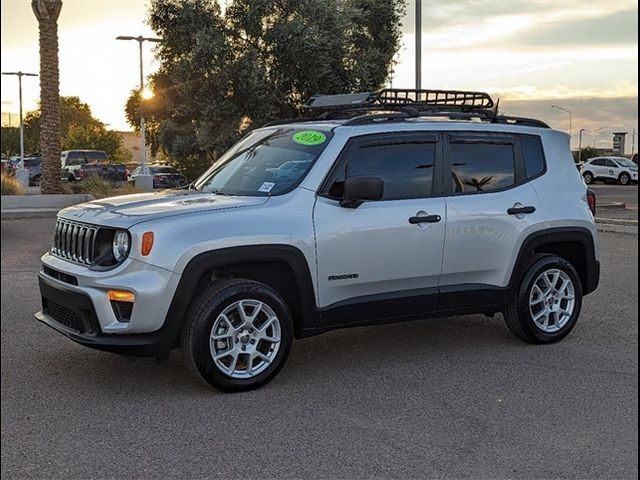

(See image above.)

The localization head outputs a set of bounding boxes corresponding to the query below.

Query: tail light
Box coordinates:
[79,169,86,178]
[153,175,161,181]
[587,189,596,215]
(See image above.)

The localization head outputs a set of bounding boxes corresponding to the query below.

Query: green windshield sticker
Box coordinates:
[292,130,327,146]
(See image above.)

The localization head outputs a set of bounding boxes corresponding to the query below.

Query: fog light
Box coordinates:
[110,300,133,323]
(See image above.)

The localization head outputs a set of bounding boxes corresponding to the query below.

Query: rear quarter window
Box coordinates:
[519,135,546,179]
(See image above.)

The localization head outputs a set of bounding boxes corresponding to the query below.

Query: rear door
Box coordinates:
[440,132,547,304]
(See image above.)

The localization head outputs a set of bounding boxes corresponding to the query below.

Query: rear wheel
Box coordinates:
[181,279,293,392]
[504,255,582,344]
[619,172,631,185]
[582,171,594,184]
[31,174,41,187]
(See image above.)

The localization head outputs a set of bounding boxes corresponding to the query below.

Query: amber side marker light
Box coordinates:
[141,232,154,256]
[107,290,135,303]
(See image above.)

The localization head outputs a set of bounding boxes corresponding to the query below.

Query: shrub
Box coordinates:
[1,173,25,195]
[79,175,141,199]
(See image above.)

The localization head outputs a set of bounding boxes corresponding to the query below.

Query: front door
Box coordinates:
[313,132,446,321]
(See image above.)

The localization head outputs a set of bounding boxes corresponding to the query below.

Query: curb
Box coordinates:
[599,202,627,210]
[1,208,59,219]
[596,223,638,235]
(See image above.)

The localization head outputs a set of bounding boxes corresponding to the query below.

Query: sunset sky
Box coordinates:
[1,0,638,151]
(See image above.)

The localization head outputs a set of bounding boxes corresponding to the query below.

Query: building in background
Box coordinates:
[115,131,142,164]
[1,112,20,127]
[612,132,627,156]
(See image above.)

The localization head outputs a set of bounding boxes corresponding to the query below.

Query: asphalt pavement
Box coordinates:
[1,218,637,479]
[590,184,638,223]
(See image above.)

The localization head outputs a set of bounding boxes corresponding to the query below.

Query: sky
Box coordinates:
[1,0,638,152]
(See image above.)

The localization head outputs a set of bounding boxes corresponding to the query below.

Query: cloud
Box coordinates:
[509,8,638,48]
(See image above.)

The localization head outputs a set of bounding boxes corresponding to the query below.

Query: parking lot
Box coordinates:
[1,217,637,479]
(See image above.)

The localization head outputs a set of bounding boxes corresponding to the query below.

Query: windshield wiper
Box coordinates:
[210,189,235,196]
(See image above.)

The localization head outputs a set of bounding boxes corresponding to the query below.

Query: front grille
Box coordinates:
[44,299,83,332]
[52,219,98,265]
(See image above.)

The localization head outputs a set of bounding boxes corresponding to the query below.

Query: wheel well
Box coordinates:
[533,241,588,290]
[192,260,305,335]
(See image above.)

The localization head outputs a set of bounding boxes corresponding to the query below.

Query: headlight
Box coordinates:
[112,229,130,262]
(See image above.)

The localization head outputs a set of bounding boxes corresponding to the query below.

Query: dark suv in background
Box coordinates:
[61,150,108,181]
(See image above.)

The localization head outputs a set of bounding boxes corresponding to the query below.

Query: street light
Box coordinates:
[416,0,422,89]
[116,35,160,189]
[578,128,586,164]
[1,71,38,164]
[592,126,608,148]
[551,104,573,142]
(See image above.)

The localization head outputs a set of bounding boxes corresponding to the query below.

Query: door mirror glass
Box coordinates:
[340,176,384,208]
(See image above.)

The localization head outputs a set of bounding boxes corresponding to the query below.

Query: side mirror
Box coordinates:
[340,176,384,208]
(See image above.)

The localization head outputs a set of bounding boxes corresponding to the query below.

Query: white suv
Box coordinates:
[35,90,600,392]
[580,156,638,185]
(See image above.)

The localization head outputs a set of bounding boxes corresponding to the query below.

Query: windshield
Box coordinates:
[615,158,637,168]
[194,127,333,196]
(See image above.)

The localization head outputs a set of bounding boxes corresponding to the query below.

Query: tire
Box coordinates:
[31,175,41,187]
[504,255,583,344]
[582,171,594,184]
[619,172,631,185]
[181,278,293,392]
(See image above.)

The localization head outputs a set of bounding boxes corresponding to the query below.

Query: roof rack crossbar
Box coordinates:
[260,89,549,129]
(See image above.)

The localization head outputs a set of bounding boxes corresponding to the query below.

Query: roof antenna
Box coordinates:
[493,98,500,115]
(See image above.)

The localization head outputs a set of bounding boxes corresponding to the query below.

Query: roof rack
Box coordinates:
[301,88,549,128]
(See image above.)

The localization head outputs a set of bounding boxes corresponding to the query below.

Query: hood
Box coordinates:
[58,190,269,228]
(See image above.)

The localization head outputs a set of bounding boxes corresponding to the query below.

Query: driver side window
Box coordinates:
[327,137,437,201]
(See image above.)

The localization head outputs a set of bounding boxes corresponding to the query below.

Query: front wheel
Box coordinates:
[619,172,631,185]
[181,279,293,392]
[504,256,583,344]
[582,172,594,184]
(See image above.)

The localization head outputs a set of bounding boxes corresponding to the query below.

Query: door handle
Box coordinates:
[409,215,441,224]
[507,206,536,215]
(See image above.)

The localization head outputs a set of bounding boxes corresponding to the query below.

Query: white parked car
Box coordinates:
[35,89,600,392]
[580,156,638,185]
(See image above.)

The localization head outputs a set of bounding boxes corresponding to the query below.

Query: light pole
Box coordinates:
[578,128,586,164]
[116,35,160,189]
[551,104,572,147]
[1,71,38,163]
[592,126,607,148]
[416,0,422,90]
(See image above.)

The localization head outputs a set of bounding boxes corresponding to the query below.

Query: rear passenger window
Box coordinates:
[520,135,545,178]
[67,152,86,166]
[450,142,515,193]
[330,139,436,200]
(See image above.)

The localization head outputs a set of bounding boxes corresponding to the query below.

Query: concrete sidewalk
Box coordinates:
[1,194,94,219]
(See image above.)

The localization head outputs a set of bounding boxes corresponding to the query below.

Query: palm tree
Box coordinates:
[32,0,63,194]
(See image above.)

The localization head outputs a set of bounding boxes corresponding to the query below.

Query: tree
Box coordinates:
[1,127,20,157]
[32,0,63,194]
[573,146,599,163]
[24,96,131,163]
[127,0,405,178]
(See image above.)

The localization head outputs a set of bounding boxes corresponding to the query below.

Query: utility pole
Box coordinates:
[551,104,572,148]
[116,35,160,191]
[593,126,607,148]
[632,128,636,157]
[1,71,38,163]
[415,0,422,90]
[578,128,585,164]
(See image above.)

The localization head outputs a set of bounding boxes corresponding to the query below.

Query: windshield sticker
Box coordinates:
[292,130,327,146]
[258,182,276,193]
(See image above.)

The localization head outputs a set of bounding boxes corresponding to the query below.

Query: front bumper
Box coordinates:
[36,273,174,356]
